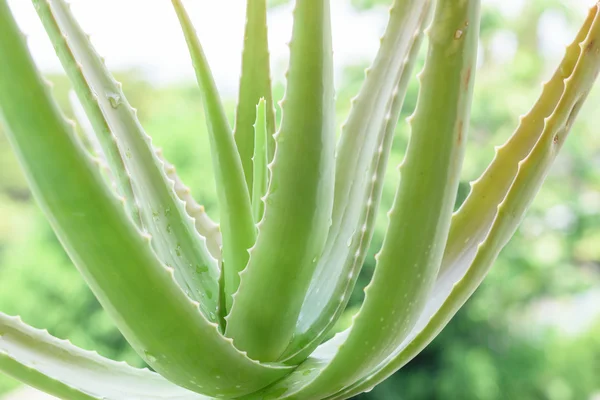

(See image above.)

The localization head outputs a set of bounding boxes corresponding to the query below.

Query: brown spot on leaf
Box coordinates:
[457,121,464,144]
[586,39,596,53]
[553,134,559,144]
[464,67,472,89]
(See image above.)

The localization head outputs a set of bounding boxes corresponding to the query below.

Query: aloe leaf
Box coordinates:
[69,90,118,189]
[34,0,220,319]
[331,0,429,244]
[251,98,268,222]
[172,0,256,313]
[0,2,291,396]
[69,91,106,161]
[282,0,432,364]
[157,150,223,261]
[248,0,480,397]
[0,313,208,400]
[64,45,142,228]
[234,0,277,191]
[226,0,336,362]
[440,3,597,277]
[70,90,223,261]
[331,5,600,399]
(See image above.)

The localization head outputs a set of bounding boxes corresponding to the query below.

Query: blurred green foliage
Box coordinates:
[1,1,600,398]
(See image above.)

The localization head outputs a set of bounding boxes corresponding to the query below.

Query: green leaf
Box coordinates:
[226,0,336,362]
[52,27,142,228]
[69,91,107,161]
[34,0,220,320]
[172,0,256,313]
[281,0,432,364]
[70,90,223,261]
[0,1,291,396]
[250,0,481,397]
[69,90,117,188]
[0,313,208,400]
[252,98,269,223]
[235,0,277,191]
[441,1,596,277]
[158,150,223,261]
[332,4,600,399]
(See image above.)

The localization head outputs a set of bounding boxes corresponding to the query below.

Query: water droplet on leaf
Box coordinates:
[196,264,209,274]
[144,351,157,363]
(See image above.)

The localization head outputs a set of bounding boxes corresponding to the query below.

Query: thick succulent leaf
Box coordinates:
[0,313,208,400]
[282,0,432,364]
[158,151,223,261]
[69,90,118,188]
[69,91,106,161]
[440,3,597,277]
[252,99,268,222]
[226,0,336,362]
[34,0,220,319]
[331,4,600,399]
[234,0,277,190]
[70,91,223,261]
[172,0,256,313]
[329,0,429,250]
[58,34,141,227]
[0,2,291,397]
[246,0,480,397]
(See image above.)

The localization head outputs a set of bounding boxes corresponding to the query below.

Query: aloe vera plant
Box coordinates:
[1,0,599,398]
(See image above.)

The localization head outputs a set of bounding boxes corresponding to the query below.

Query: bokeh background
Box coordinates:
[1,0,600,399]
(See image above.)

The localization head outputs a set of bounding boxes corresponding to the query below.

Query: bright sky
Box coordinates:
[6,0,596,94]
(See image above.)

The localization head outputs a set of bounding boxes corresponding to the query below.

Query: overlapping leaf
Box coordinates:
[332,3,600,398]
[0,313,207,400]
[282,0,432,364]
[226,0,336,362]
[248,0,480,398]
[0,0,292,397]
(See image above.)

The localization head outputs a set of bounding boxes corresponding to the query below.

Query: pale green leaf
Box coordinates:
[234,0,277,190]
[250,0,481,397]
[0,313,208,400]
[226,0,336,362]
[252,98,268,223]
[0,1,292,396]
[34,0,220,319]
[332,4,600,398]
[282,0,432,363]
[171,0,256,313]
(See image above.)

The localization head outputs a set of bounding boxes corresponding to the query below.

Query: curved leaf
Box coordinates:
[0,313,208,400]
[234,0,277,190]
[158,151,223,261]
[226,0,336,362]
[441,1,597,277]
[0,2,292,396]
[172,0,256,313]
[252,98,269,223]
[34,0,220,319]
[282,0,432,363]
[70,91,223,260]
[247,0,481,397]
[332,4,600,398]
